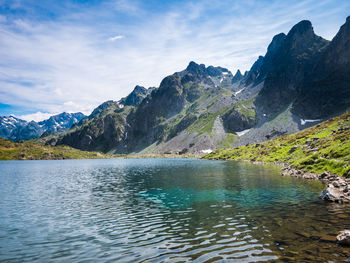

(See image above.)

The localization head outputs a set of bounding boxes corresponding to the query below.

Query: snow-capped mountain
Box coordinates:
[0,116,28,140]
[0,112,86,141]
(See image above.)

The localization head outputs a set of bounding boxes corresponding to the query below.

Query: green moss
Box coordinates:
[203,112,350,177]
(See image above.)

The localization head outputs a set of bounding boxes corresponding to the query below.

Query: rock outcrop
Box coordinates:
[292,16,350,118]
[318,172,350,203]
[282,167,350,203]
[336,230,350,246]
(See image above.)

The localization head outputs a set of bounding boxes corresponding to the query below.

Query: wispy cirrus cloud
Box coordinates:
[108,35,124,41]
[113,0,141,14]
[0,0,349,121]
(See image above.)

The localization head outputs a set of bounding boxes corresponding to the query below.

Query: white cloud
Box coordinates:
[108,35,124,41]
[17,111,58,122]
[0,0,349,117]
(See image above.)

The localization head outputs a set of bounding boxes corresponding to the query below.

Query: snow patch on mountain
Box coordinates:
[300,119,321,125]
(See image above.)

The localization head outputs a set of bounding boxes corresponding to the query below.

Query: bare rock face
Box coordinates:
[336,230,350,246]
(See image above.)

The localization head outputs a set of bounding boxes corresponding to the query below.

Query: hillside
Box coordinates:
[203,112,350,177]
[0,138,111,160]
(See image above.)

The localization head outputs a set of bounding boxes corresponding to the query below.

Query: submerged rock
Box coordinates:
[336,230,350,246]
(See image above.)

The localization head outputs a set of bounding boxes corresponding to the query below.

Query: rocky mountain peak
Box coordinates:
[0,112,86,141]
[89,100,118,118]
[234,69,242,77]
[133,85,147,93]
[232,69,243,83]
[120,85,148,106]
[337,15,350,37]
[287,20,313,37]
[206,65,229,77]
[185,61,206,76]
[284,20,320,51]
[267,33,286,54]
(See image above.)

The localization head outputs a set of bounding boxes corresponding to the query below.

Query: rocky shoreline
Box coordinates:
[240,160,350,204]
[280,165,350,203]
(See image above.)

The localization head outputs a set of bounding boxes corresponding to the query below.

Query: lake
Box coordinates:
[0,158,349,262]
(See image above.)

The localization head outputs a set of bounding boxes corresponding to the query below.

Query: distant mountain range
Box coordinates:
[0,112,86,141]
[12,16,350,154]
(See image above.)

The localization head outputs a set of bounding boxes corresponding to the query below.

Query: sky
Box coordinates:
[0,0,349,121]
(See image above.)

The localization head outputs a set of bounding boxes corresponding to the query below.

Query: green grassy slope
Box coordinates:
[203,112,350,177]
[0,138,113,160]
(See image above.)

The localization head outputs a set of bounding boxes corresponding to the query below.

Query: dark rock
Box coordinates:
[222,101,257,133]
[292,16,350,118]
[244,56,264,85]
[120,85,148,106]
[89,100,118,118]
[289,146,297,153]
[206,65,229,77]
[255,19,329,115]
[319,189,337,201]
[319,175,350,203]
[232,70,243,84]
[179,148,188,155]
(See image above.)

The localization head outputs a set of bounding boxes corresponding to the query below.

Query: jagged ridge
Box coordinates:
[47,16,350,155]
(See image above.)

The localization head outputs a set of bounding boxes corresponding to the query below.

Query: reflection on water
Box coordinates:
[0,158,349,262]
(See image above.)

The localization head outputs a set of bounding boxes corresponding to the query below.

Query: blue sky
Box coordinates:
[0,0,349,121]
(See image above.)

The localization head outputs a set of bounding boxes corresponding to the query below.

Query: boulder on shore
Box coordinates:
[318,172,350,203]
[336,230,350,246]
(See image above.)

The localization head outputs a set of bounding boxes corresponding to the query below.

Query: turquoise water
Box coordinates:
[0,158,349,262]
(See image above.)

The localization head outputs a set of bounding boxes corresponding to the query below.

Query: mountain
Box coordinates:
[55,62,236,153]
[292,16,350,118]
[48,17,350,155]
[231,70,243,84]
[0,112,86,141]
[119,85,150,107]
[0,116,27,140]
[254,20,329,114]
[38,112,86,134]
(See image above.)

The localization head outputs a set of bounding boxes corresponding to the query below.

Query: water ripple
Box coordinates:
[0,159,349,262]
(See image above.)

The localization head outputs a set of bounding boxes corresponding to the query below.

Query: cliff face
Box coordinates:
[292,16,350,118]
[51,17,350,154]
[255,20,329,114]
